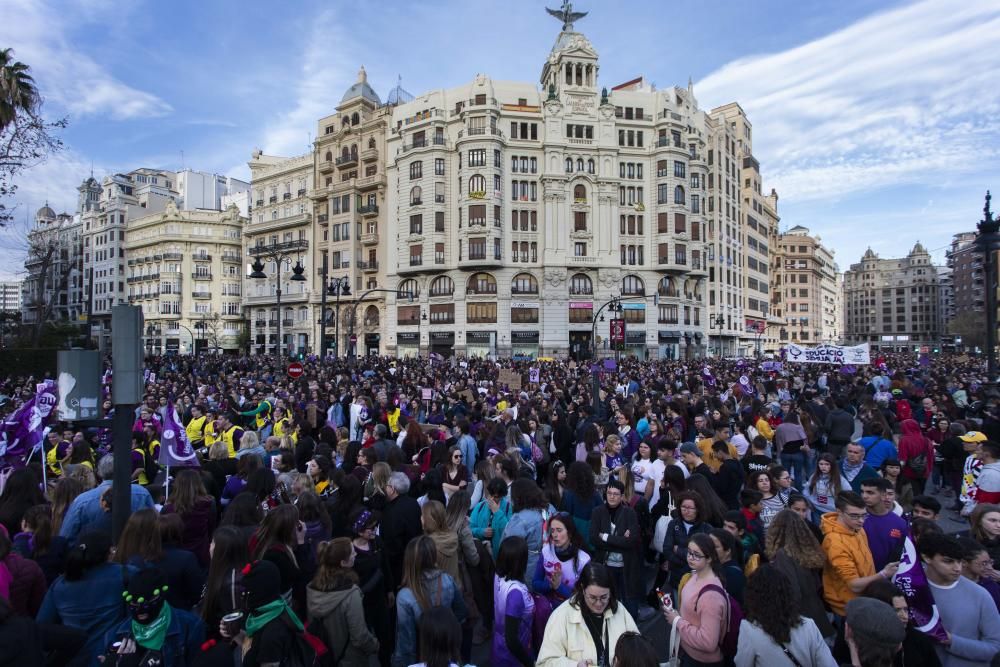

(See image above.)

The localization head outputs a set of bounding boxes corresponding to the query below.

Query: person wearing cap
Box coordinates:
[959,432,987,513]
[104,566,204,666]
[918,531,1000,666]
[220,559,312,666]
[842,597,907,667]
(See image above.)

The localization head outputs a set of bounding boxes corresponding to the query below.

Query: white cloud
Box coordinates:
[696,0,1000,203]
[0,0,172,120]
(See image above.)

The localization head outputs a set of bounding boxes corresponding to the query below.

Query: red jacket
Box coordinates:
[898,419,934,480]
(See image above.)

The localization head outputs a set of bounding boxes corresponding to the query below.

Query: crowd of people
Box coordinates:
[0,351,999,666]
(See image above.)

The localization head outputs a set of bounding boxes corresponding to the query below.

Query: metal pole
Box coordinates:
[334,287,341,359]
[986,238,997,387]
[276,277,282,361]
[319,266,328,358]
[112,403,135,541]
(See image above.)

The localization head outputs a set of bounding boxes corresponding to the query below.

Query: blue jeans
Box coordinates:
[781,451,808,487]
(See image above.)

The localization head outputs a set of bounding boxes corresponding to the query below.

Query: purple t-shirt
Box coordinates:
[864,510,909,571]
[492,576,534,667]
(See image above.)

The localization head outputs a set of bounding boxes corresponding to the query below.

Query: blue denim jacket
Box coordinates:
[58,481,154,544]
[104,605,206,667]
[391,571,466,667]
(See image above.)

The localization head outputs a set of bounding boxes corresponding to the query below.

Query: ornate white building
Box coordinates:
[381,14,751,359]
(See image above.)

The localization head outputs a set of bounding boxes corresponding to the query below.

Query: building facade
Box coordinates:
[842,243,941,351]
[773,226,840,346]
[378,21,773,360]
[0,281,21,313]
[80,169,178,349]
[310,67,398,358]
[21,205,85,326]
[175,169,249,212]
[125,201,246,354]
[244,151,315,356]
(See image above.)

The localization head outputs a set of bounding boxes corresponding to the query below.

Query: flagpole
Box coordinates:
[164,465,170,503]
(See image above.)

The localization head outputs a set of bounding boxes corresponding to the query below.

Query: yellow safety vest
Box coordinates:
[133,447,149,486]
[387,408,401,436]
[222,426,241,459]
[186,416,207,445]
[204,422,219,448]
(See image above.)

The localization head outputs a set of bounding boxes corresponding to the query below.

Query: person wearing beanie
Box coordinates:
[103,566,204,666]
[219,559,312,667]
[919,532,1000,666]
[843,597,906,667]
[679,442,712,478]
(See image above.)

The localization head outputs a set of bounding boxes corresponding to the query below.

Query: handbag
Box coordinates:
[651,515,671,554]
[666,618,682,667]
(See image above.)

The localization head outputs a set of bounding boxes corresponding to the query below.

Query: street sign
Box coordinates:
[350,334,358,343]
[287,362,304,379]
[609,319,626,348]
[57,350,102,421]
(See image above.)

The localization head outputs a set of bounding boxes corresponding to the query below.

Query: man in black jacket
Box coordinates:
[380,472,422,590]
[710,440,745,510]
[824,397,856,459]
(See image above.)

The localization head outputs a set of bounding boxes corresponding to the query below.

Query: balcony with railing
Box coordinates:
[357,173,386,190]
[255,319,266,328]
[192,273,212,280]
[358,260,379,272]
[318,159,334,174]
[221,253,241,262]
[283,193,292,201]
[193,254,212,262]
[359,204,379,216]
[361,147,378,162]
[163,252,183,261]
[282,318,294,327]
[335,153,359,169]
[192,291,211,299]
[400,135,448,154]
[361,232,379,245]
[317,214,329,223]
[269,196,278,203]
[247,239,310,257]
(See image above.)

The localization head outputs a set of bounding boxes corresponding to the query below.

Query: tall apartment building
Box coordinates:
[244,151,315,356]
[945,231,982,320]
[0,281,21,313]
[175,170,250,212]
[773,226,840,345]
[842,243,941,351]
[125,201,246,353]
[80,169,178,350]
[378,17,775,360]
[710,104,780,357]
[21,204,85,326]
[310,67,398,357]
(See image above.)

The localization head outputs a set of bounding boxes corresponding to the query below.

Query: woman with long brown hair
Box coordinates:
[161,467,217,567]
[114,509,204,610]
[250,503,310,608]
[765,509,834,641]
[307,537,379,666]
[49,476,85,538]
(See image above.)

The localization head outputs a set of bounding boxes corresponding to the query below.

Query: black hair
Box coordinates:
[723,510,747,532]
[740,488,763,508]
[612,632,658,667]
[957,536,989,561]
[64,530,113,581]
[496,535,528,584]
[861,578,904,606]
[688,532,725,579]
[912,495,942,514]
[909,516,943,542]
[917,531,964,560]
[860,476,892,493]
[710,527,740,563]
[485,477,508,499]
[606,479,625,495]
[570,562,620,614]
[787,492,809,508]
[744,564,802,644]
[835,490,865,511]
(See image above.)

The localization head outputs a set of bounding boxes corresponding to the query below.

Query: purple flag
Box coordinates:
[738,375,754,396]
[158,401,200,467]
[0,379,58,465]
[840,365,857,375]
[894,534,948,642]
[701,366,716,387]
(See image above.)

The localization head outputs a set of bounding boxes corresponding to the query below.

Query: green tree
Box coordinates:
[0,48,66,226]
[949,310,986,350]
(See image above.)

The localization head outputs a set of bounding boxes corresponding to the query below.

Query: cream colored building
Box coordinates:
[310,67,398,357]
[381,22,744,360]
[773,225,840,346]
[244,152,315,356]
[125,201,246,353]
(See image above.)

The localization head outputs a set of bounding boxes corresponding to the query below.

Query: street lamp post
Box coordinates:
[248,240,308,361]
[977,191,1000,390]
[345,287,411,361]
[590,295,625,421]
[320,273,350,358]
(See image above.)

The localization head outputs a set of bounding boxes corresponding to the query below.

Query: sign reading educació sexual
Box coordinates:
[785,342,870,365]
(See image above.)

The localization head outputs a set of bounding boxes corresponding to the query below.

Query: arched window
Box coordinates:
[511,273,538,295]
[410,186,422,205]
[569,273,592,295]
[342,117,350,128]
[398,279,420,299]
[469,174,486,194]
[573,184,587,201]
[658,276,678,297]
[622,275,645,296]
[351,112,360,125]
[364,305,379,327]
[576,158,584,172]
[674,185,685,205]
[565,158,573,173]
[324,151,332,162]
[430,276,454,296]
[350,144,358,159]
[587,159,595,174]
[341,147,351,159]
[368,137,376,149]
[467,272,497,295]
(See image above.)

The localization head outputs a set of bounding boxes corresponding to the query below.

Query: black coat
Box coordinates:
[590,502,644,599]
[710,459,744,510]
[662,517,711,588]
[380,494,423,589]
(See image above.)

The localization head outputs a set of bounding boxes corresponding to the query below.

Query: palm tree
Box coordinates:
[0,48,39,130]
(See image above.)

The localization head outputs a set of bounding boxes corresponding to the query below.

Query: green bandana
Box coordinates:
[244,598,303,637]
[131,603,172,652]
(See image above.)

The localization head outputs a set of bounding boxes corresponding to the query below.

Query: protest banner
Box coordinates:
[785,342,870,365]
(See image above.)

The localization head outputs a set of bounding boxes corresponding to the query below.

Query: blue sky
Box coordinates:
[2,0,999,280]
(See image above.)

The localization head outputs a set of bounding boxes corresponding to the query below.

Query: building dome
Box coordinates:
[36,203,56,220]
[341,66,381,105]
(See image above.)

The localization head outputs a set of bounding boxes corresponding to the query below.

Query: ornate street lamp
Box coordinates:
[977,191,1000,390]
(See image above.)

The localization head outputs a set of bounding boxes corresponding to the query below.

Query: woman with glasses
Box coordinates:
[441,445,469,502]
[662,532,727,667]
[590,480,643,620]
[537,562,639,667]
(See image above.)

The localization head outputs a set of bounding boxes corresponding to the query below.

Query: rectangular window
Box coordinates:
[409,214,423,235]
[469,149,486,167]
[574,242,587,256]
[469,237,487,260]
[467,302,497,324]
[657,213,669,234]
[429,303,455,324]
[410,162,422,180]
[658,305,678,324]
[574,211,587,232]
[511,307,539,324]
[623,308,645,324]
[675,213,687,234]
[468,204,486,226]
[569,306,593,323]
[434,158,445,176]
[409,245,422,266]
[675,243,687,265]
[674,161,686,178]
[435,211,445,232]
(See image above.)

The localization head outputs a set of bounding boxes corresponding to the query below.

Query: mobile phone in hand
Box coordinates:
[658,589,673,610]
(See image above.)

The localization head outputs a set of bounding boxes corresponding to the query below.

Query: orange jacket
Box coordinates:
[820,511,875,615]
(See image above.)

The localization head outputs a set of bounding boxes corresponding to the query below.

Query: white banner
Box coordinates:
[785,342,870,365]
